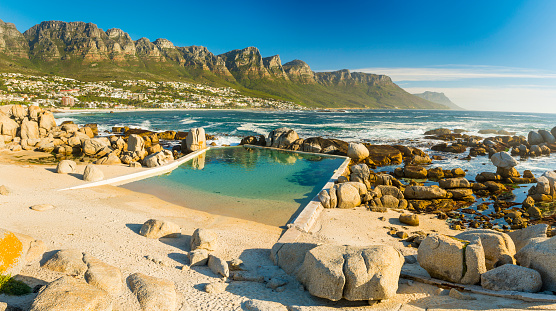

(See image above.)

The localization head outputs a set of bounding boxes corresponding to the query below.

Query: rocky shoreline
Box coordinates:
[2,103,556,309]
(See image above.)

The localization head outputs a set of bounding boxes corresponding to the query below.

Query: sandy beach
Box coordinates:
[1,150,556,310]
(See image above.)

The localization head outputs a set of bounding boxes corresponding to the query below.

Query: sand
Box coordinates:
[1,151,556,310]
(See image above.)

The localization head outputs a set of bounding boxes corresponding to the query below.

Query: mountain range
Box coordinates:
[413,91,462,110]
[0,19,455,109]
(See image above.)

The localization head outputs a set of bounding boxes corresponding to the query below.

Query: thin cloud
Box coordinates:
[349,66,556,81]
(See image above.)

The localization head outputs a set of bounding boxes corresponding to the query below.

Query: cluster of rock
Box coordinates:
[417,225,555,293]
[241,127,429,167]
[0,104,57,152]
[425,127,556,159]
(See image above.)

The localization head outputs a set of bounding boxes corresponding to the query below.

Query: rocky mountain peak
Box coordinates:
[0,19,29,58]
[154,38,175,49]
[283,59,315,83]
[134,37,164,61]
[219,47,270,80]
[262,55,288,80]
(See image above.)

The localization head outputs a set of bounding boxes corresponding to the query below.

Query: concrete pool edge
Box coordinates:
[58,148,210,191]
[239,146,352,244]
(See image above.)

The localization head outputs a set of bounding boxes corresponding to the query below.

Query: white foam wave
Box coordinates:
[179,118,196,125]
[236,123,268,135]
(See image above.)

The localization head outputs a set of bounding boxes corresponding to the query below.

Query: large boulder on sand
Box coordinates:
[56,160,77,174]
[191,228,218,252]
[142,150,174,168]
[266,127,299,149]
[21,118,39,140]
[83,164,104,182]
[42,249,88,276]
[491,152,518,169]
[455,229,516,270]
[126,273,177,311]
[29,276,112,311]
[508,224,549,252]
[515,236,556,291]
[336,183,362,209]
[417,234,486,284]
[83,254,124,294]
[404,186,448,199]
[347,143,369,161]
[296,244,404,301]
[481,264,542,293]
[139,219,181,239]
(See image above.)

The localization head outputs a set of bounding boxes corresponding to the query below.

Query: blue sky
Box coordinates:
[1,0,556,112]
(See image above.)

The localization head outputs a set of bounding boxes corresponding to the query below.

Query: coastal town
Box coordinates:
[0,73,306,110]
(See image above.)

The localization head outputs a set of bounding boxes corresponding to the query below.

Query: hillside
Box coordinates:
[413,91,462,110]
[0,18,450,109]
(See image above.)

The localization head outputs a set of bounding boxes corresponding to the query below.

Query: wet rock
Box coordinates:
[540,130,556,144]
[240,135,266,146]
[404,186,449,199]
[266,127,298,149]
[191,228,218,252]
[127,273,177,311]
[484,181,506,192]
[427,167,445,179]
[366,145,403,166]
[208,254,229,278]
[399,214,419,226]
[347,143,369,161]
[83,254,124,294]
[455,229,516,270]
[528,131,545,145]
[29,276,112,311]
[139,219,181,239]
[83,164,104,182]
[42,249,87,276]
[439,177,471,189]
[491,151,518,169]
[481,264,542,292]
[404,165,427,179]
[497,167,520,178]
[425,128,451,135]
[447,188,474,201]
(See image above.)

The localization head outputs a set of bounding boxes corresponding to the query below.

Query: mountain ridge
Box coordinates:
[0,18,450,109]
[412,91,462,110]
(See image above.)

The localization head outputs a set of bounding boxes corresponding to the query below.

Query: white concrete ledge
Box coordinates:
[58,148,210,191]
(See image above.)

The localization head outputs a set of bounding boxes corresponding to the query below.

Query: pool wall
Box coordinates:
[242,145,351,243]
[58,148,210,191]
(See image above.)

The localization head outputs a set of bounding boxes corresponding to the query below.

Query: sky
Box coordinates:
[1,0,555,112]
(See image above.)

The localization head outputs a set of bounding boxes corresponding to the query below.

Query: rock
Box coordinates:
[515,236,556,291]
[296,244,404,301]
[271,242,318,275]
[62,123,79,133]
[318,190,332,208]
[188,249,209,266]
[127,273,177,311]
[448,288,476,300]
[182,127,206,153]
[528,206,542,219]
[374,185,404,199]
[10,105,26,121]
[438,177,471,189]
[336,183,361,209]
[30,204,55,211]
[205,281,227,293]
[139,219,181,239]
[404,186,448,199]
[28,105,42,121]
[404,166,428,179]
[266,277,288,289]
[191,228,218,252]
[142,150,174,167]
[227,258,244,271]
[83,164,104,182]
[460,237,487,285]
[418,234,487,284]
[266,127,299,149]
[399,214,419,226]
[0,302,6,311]
[82,137,111,156]
[208,254,229,277]
[21,118,39,140]
[350,164,371,187]
[491,151,518,169]
[39,111,57,131]
[244,299,288,311]
[508,224,549,252]
[0,113,18,138]
[447,188,474,201]
[381,195,399,208]
[539,130,556,144]
[83,254,123,294]
[347,143,369,161]
[456,229,516,270]
[56,160,77,174]
[0,229,27,275]
[96,153,122,165]
[484,181,506,192]
[29,276,112,311]
[528,131,545,145]
[129,161,142,168]
[367,145,403,166]
[42,249,87,276]
[127,134,145,152]
[481,264,542,292]
[497,167,520,178]
[0,185,8,195]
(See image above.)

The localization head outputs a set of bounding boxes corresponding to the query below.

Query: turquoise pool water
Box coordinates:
[121,147,346,226]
